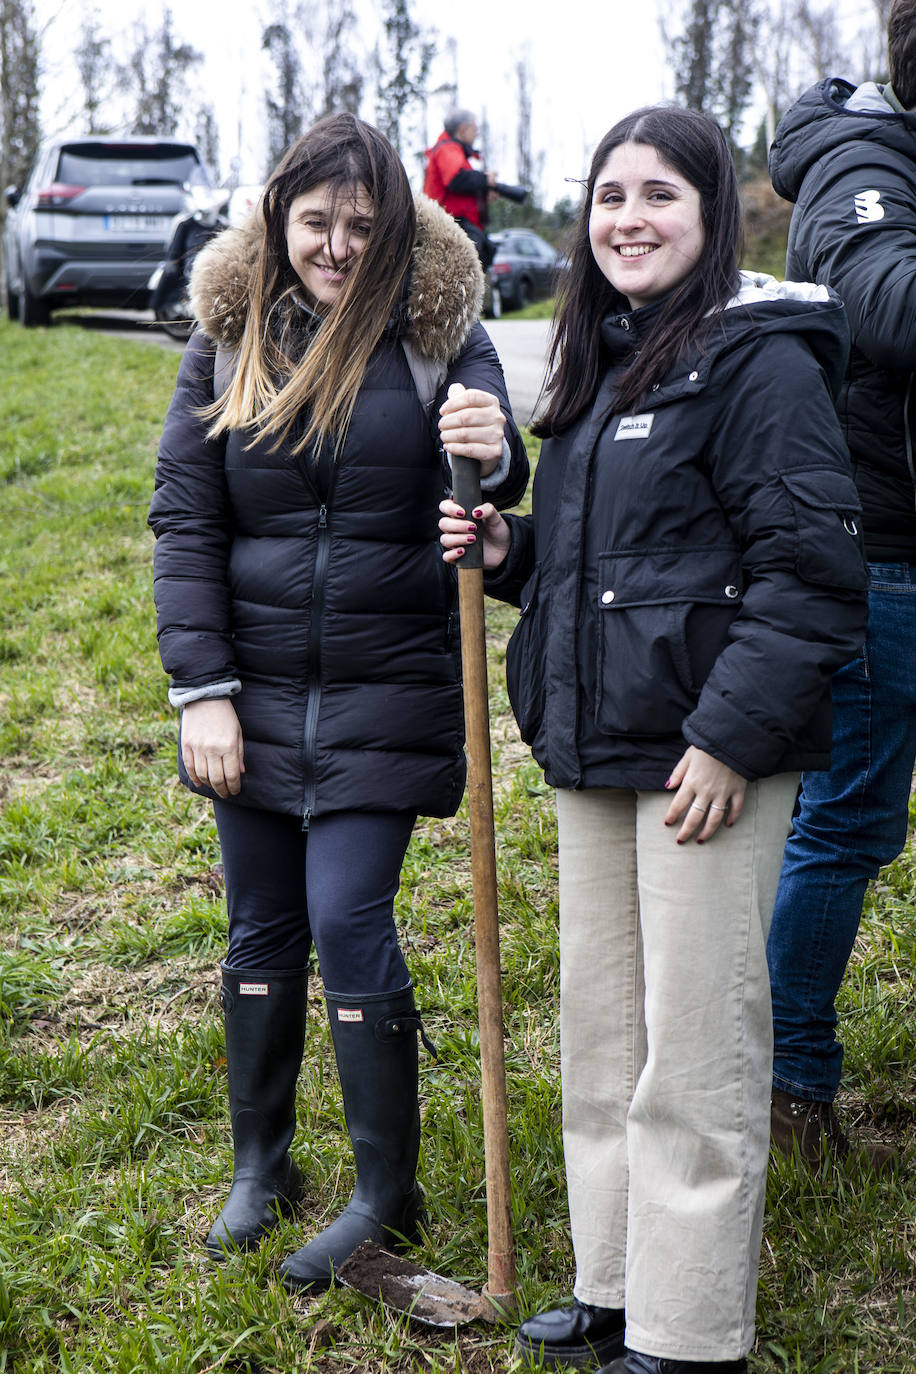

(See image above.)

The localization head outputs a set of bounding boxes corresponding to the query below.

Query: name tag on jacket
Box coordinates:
[615,414,655,441]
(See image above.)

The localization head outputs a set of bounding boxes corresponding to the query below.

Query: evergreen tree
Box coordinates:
[668,0,759,158]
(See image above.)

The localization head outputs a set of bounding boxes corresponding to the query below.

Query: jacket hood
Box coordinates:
[603,271,850,400]
[769,77,916,203]
[189,193,484,364]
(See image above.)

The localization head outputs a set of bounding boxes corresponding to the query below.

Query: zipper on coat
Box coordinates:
[301,499,330,828]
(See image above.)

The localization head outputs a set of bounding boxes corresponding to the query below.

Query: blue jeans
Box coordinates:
[767,563,916,1100]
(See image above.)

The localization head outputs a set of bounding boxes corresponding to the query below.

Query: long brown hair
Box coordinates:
[534,106,742,437]
[206,113,416,454]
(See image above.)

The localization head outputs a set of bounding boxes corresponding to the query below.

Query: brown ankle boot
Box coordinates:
[770,1088,898,1173]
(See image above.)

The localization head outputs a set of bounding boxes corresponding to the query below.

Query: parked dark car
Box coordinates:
[4,137,212,326]
[487,229,564,312]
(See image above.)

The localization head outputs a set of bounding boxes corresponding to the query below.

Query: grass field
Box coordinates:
[0,315,914,1373]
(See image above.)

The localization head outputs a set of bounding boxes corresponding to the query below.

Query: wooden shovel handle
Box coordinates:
[451,455,517,1306]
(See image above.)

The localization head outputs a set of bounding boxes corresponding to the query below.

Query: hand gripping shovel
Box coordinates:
[336,456,517,1325]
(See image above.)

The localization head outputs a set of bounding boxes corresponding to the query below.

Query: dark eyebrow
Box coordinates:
[595,178,680,194]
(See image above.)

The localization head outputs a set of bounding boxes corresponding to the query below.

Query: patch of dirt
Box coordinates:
[13,957,221,1046]
[0,759,66,803]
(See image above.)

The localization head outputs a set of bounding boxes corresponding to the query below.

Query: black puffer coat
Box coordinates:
[769,78,916,561]
[486,278,868,790]
[149,196,528,821]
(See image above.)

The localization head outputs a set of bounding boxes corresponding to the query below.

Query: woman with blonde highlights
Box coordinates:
[149,113,527,1290]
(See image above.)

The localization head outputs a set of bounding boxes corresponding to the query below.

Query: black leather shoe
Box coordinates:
[515,1298,626,1369]
[598,1353,748,1373]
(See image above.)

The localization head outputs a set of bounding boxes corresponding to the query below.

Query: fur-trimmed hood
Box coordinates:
[189,193,484,364]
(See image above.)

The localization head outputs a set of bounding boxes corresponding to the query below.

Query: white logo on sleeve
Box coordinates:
[614,414,654,441]
[854,189,885,223]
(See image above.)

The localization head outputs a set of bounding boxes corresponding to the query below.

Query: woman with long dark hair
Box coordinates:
[149,113,527,1291]
[441,106,867,1374]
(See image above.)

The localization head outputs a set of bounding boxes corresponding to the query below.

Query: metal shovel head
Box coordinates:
[336,1240,498,1328]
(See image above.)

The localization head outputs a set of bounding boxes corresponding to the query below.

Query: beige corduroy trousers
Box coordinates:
[556,775,798,1362]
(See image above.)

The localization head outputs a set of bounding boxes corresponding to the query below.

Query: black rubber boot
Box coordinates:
[279,983,427,1291]
[599,1354,748,1373]
[205,964,307,1258]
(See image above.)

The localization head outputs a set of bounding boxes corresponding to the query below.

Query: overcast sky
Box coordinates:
[35,0,670,205]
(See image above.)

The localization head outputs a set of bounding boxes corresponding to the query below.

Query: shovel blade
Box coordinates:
[336,1241,498,1328]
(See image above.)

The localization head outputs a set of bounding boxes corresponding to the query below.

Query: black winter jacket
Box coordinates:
[149,197,528,822]
[485,278,868,790]
[769,78,916,561]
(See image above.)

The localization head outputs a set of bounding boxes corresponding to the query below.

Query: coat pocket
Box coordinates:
[505,565,548,745]
[778,468,867,591]
[595,546,743,737]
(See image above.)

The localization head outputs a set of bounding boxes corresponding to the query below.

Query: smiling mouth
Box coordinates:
[616,244,658,258]
[313,262,350,280]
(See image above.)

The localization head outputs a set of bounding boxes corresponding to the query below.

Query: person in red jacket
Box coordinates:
[424,108,498,264]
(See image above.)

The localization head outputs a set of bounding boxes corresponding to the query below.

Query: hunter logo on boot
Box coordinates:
[337,1008,364,1022]
[239,982,269,996]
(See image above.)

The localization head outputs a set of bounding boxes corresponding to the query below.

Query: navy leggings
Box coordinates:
[212,801,417,995]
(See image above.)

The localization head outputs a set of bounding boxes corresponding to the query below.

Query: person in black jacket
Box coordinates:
[148,113,527,1290]
[764,0,916,1172]
[441,107,867,1374]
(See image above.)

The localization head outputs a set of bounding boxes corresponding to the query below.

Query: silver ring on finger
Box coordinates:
[689,802,707,813]
[709,803,728,812]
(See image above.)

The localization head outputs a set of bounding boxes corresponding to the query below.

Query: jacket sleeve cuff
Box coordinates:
[479,439,512,491]
[682,694,788,781]
[482,514,534,606]
[168,679,242,707]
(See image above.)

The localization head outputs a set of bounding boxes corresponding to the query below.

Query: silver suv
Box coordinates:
[4,137,212,326]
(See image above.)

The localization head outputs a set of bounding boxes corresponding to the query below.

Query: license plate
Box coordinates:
[104,214,172,233]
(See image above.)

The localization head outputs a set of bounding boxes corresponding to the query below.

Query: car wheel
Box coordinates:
[20,281,51,327]
[489,284,502,319]
[516,276,532,310]
[5,278,19,321]
[155,307,195,342]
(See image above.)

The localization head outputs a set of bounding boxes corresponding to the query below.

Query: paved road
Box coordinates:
[58,309,553,428]
[482,318,551,427]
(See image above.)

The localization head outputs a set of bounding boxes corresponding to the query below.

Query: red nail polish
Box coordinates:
[664,777,672,789]
[472,507,483,518]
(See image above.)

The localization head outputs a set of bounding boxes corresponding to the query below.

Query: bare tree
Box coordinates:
[516,54,533,189]
[374,0,435,157]
[320,0,363,116]
[0,0,41,307]
[263,12,307,171]
[195,104,221,182]
[1,0,41,192]
[796,0,846,78]
[753,0,798,150]
[75,11,114,135]
[121,8,202,137]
